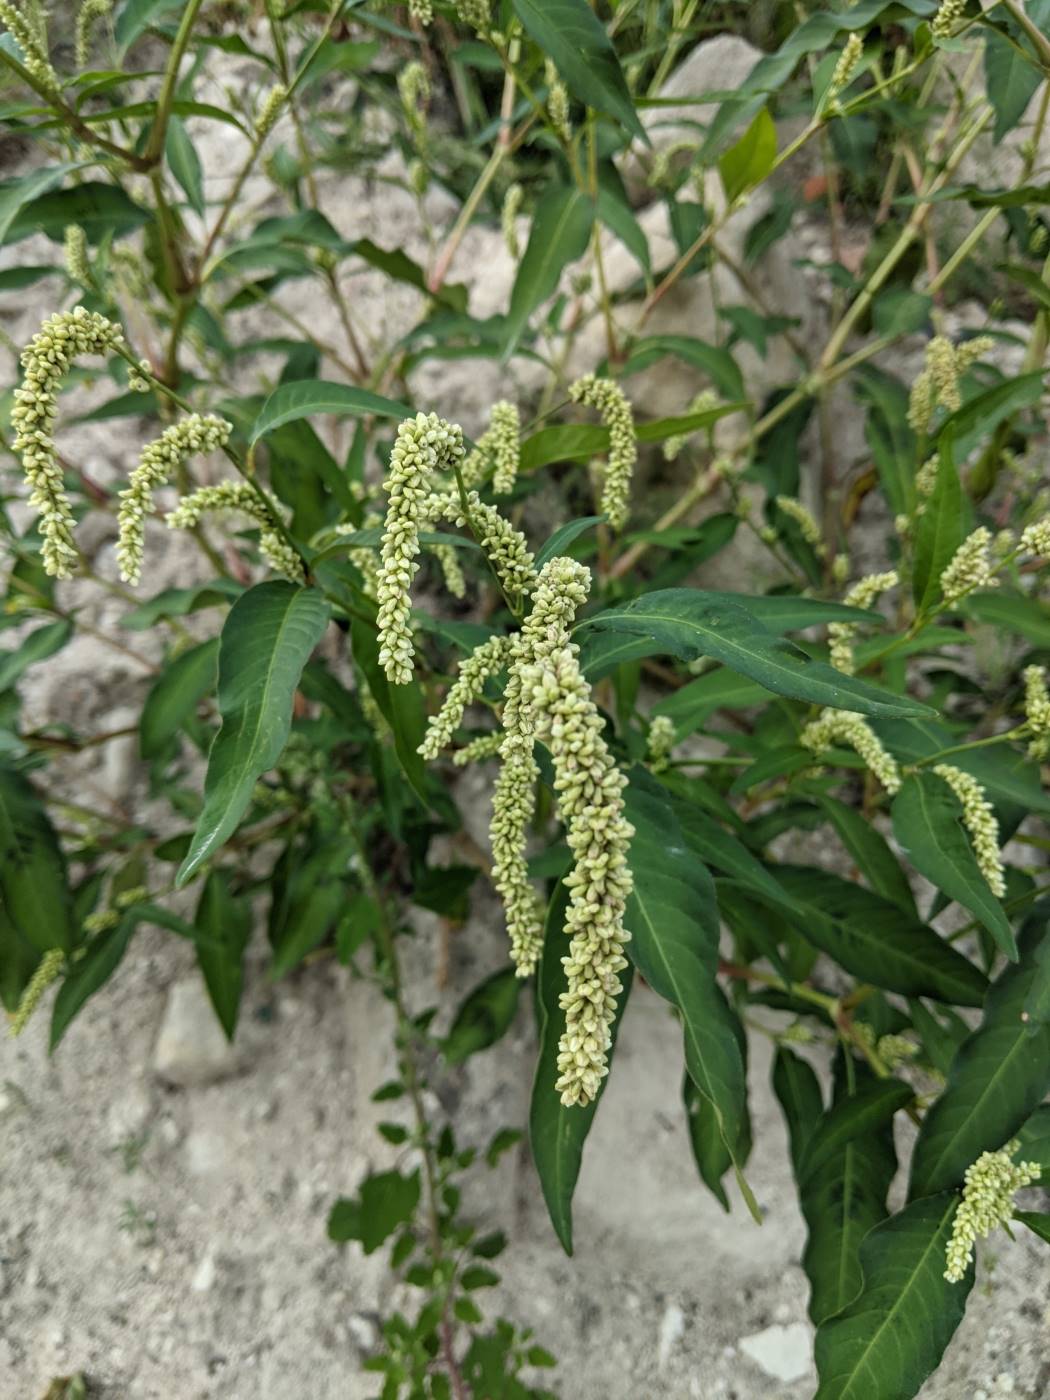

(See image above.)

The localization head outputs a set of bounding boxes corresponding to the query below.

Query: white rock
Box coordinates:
[191,1252,217,1293]
[153,977,241,1087]
[739,1322,813,1383]
[643,34,762,155]
[658,1302,686,1370]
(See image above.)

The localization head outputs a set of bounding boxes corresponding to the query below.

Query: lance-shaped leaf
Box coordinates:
[813,1193,973,1400]
[1017,1104,1050,1172]
[503,186,593,356]
[815,794,917,913]
[250,379,411,443]
[622,780,755,1217]
[579,590,932,719]
[909,923,1050,1199]
[178,583,330,884]
[772,1047,824,1178]
[529,886,633,1254]
[770,868,988,1007]
[140,638,219,759]
[683,1015,752,1213]
[194,870,252,1040]
[893,771,1016,959]
[798,1076,911,1325]
[912,440,964,613]
[0,765,77,959]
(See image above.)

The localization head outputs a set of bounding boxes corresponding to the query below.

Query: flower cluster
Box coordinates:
[255,84,287,138]
[907,335,993,434]
[828,570,898,673]
[418,634,511,761]
[501,183,523,259]
[426,490,536,601]
[167,481,303,582]
[462,400,521,494]
[931,0,966,40]
[933,763,1006,897]
[647,714,676,772]
[1020,515,1050,559]
[336,509,383,597]
[662,389,720,462]
[116,414,231,584]
[376,414,464,683]
[944,1140,1040,1282]
[545,59,571,142]
[453,732,502,766]
[568,374,637,531]
[828,33,863,101]
[0,0,60,94]
[939,526,997,604]
[1023,665,1050,761]
[13,306,125,577]
[64,224,90,285]
[775,494,826,555]
[8,948,64,1037]
[800,709,902,793]
[522,643,634,1106]
[408,0,432,23]
[455,0,489,30]
[398,60,430,135]
[490,736,546,977]
[502,555,591,741]
[75,0,110,67]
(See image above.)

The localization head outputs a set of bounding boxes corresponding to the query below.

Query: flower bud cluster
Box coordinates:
[545,59,571,142]
[167,481,303,582]
[932,763,1006,897]
[908,335,993,434]
[828,569,898,674]
[455,0,489,30]
[775,494,826,555]
[646,714,676,772]
[463,400,521,495]
[491,735,546,977]
[521,642,634,1106]
[501,183,523,259]
[8,948,64,1037]
[0,0,59,94]
[1023,665,1050,761]
[1020,515,1050,559]
[662,389,720,462]
[568,374,637,531]
[425,490,535,600]
[376,414,464,683]
[13,306,124,577]
[255,83,287,138]
[939,526,997,604]
[932,0,966,40]
[116,414,231,584]
[453,732,502,766]
[800,709,902,792]
[64,224,90,285]
[828,33,863,100]
[418,633,511,761]
[944,1140,1040,1282]
[408,0,432,23]
[75,0,110,67]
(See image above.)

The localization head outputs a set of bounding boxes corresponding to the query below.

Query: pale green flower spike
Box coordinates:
[944,1140,1040,1282]
[455,0,489,31]
[116,413,232,585]
[1023,665,1050,761]
[336,508,383,598]
[1020,515,1050,558]
[64,224,90,285]
[933,763,1006,897]
[418,634,511,761]
[662,389,719,462]
[425,490,536,601]
[828,569,898,674]
[491,735,546,977]
[461,400,521,494]
[167,481,303,583]
[75,0,110,67]
[800,709,902,793]
[646,714,675,772]
[939,526,997,604]
[877,1033,918,1070]
[408,0,432,22]
[501,555,591,742]
[13,306,125,577]
[648,139,698,192]
[545,59,571,142]
[9,948,64,1037]
[775,495,826,555]
[452,732,502,766]
[501,184,523,259]
[828,32,863,101]
[931,0,966,40]
[430,541,465,598]
[915,454,938,498]
[523,642,634,1106]
[376,413,464,684]
[255,83,287,138]
[0,0,60,94]
[907,335,993,434]
[399,61,430,133]
[568,374,637,531]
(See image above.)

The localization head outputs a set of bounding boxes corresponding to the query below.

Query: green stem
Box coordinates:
[144,0,206,166]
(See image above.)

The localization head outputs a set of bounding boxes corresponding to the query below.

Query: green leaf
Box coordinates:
[683,1018,751,1212]
[962,589,1050,647]
[912,439,963,612]
[503,185,593,356]
[719,107,777,203]
[529,884,633,1254]
[580,590,932,719]
[892,771,1016,959]
[519,402,743,472]
[621,334,745,401]
[985,19,1044,143]
[443,967,520,1065]
[1023,919,1050,1035]
[139,638,218,759]
[1015,1209,1050,1245]
[873,717,1050,818]
[327,1168,421,1254]
[596,164,650,275]
[165,117,205,216]
[250,379,412,444]
[799,1076,909,1325]
[773,867,988,1007]
[0,164,81,245]
[814,795,917,913]
[115,0,183,48]
[534,515,605,569]
[2,182,150,245]
[813,1193,972,1400]
[623,779,755,1216]
[1017,1103,1050,1171]
[909,925,1050,1199]
[50,913,135,1049]
[0,619,71,692]
[0,765,77,958]
[772,1047,824,1178]
[939,371,1045,459]
[652,668,769,737]
[349,610,430,806]
[121,578,242,629]
[177,583,330,885]
[268,838,352,977]
[194,870,251,1039]
[510,0,644,140]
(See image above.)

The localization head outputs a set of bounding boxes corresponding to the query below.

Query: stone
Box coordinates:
[643,35,762,156]
[153,977,241,1087]
[658,1303,686,1370]
[191,1252,217,1293]
[739,1322,813,1384]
